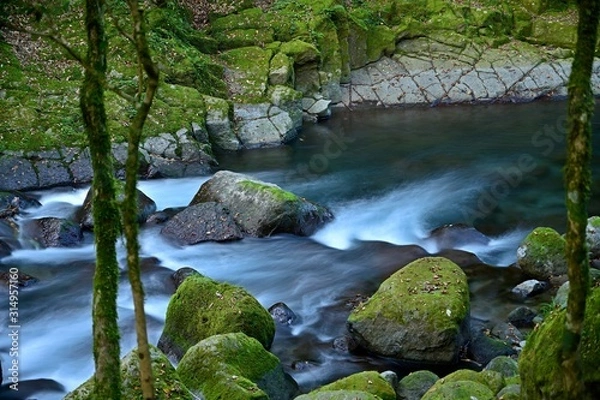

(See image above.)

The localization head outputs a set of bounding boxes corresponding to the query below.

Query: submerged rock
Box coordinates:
[516,227,567,280]
[190,170,333,237]
[158,274,275,362]
[176,332,298,400]
[268,302,298,325]
[347,257,470,363]
[428,223,490,250]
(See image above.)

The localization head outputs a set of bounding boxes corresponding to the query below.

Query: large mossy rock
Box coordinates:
[428,369,505,395]
[516,227,567,280]
[519,287,600,399]
[158,274,275,362]
[347,257,470,363]
[190,170,333,237]
[313,371,396,400]
[176,332,298,400]
[64,345,193,400]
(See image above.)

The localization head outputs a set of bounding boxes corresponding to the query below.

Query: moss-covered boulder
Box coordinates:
[190,170,333,237]
[347,257,470,363]
[158,274,275,362]
[421,380,494,400]
[484,356,519,379]
[530,16,577,49]
[176,332,298,400]
[295,391,383,400]
[314,371,396,400]
[429,369,504,395]
[516,227,567,280]
[64,345,193,400]
[397,370,439,400]
[519,287,600,399]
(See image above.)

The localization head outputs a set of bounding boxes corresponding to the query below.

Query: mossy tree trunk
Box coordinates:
[121,1,159,399]
[563,0,600,398]
[81,0,122,398]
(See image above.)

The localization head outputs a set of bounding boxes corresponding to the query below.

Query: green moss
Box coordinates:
[239,180,300,202]
[296,390,383,400]
[65,345,193,400]
[366,24,396,63]
[431,369,504,395]
[517,227,567,279]
[176,332,281,400]
[530,16,577,48]
[211,8,274,50]
[315,371,396,400]
[349,257,470,329]
[520,287,600,399]
[220,46,272,103]
[280,39,321,65]
[421,380,495,400]
[161,274,275,358]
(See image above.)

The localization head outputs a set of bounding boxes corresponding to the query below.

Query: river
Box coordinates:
[1,100,599,399]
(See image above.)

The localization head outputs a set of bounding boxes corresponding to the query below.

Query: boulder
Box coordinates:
[398,370,439,400]
[160,202,243,245]
[158,274,275,362]
[190,170,333,237]
[77,186,157,230]
[64,345,193,400]
[485,356,519,379]
[510,279,548,299]
[294,391,382,400]
[176,332,298,400]
[467,319,516,366]
[313,371,396,400]
[421,380,494,400]
[21,217,83,248]
[520,287,600,399]
[171,267,202,289]
[268,302,298,325]
[516,227,567,280]
[347,257,470,363]
[428,224,490,250]
[428,369,504,396]
[507,306,538,329]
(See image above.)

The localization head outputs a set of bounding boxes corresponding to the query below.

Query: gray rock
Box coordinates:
[22,217,83,248]
[507,306,538,328]
[0,155,38,191]
[203,95,240,151]
[34,159,71,188]
[586,216,600,259]
[190,170,333,237]
[171,267,201,289]
[160,202,243,245]
[511,279,549,298]
[191,122,209,143]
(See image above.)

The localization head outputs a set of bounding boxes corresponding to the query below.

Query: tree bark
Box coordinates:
[121,1,159,399]
[562,0,600,398]
[81,0,122,398]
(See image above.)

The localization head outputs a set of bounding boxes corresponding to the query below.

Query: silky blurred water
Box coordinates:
[1,100,600,399]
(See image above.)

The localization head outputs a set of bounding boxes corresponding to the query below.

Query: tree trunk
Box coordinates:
[121,1,160,398]
[81,0,122,398]
[562,0,600,398]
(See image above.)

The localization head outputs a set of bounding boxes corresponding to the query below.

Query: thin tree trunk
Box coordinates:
[81,0,122,398]
[562,0,600,398]
[121,1,159,398]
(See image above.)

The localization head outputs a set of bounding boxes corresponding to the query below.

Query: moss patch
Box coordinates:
[519,287,600,399]
[159,274,275,360]
[239,180,299,202]
[176,332,282,400]
[315,371,396,400]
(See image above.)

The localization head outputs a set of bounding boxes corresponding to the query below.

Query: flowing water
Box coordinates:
[2,100,600,399]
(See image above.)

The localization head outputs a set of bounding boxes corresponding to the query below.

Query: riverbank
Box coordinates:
[0,0,592,192]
